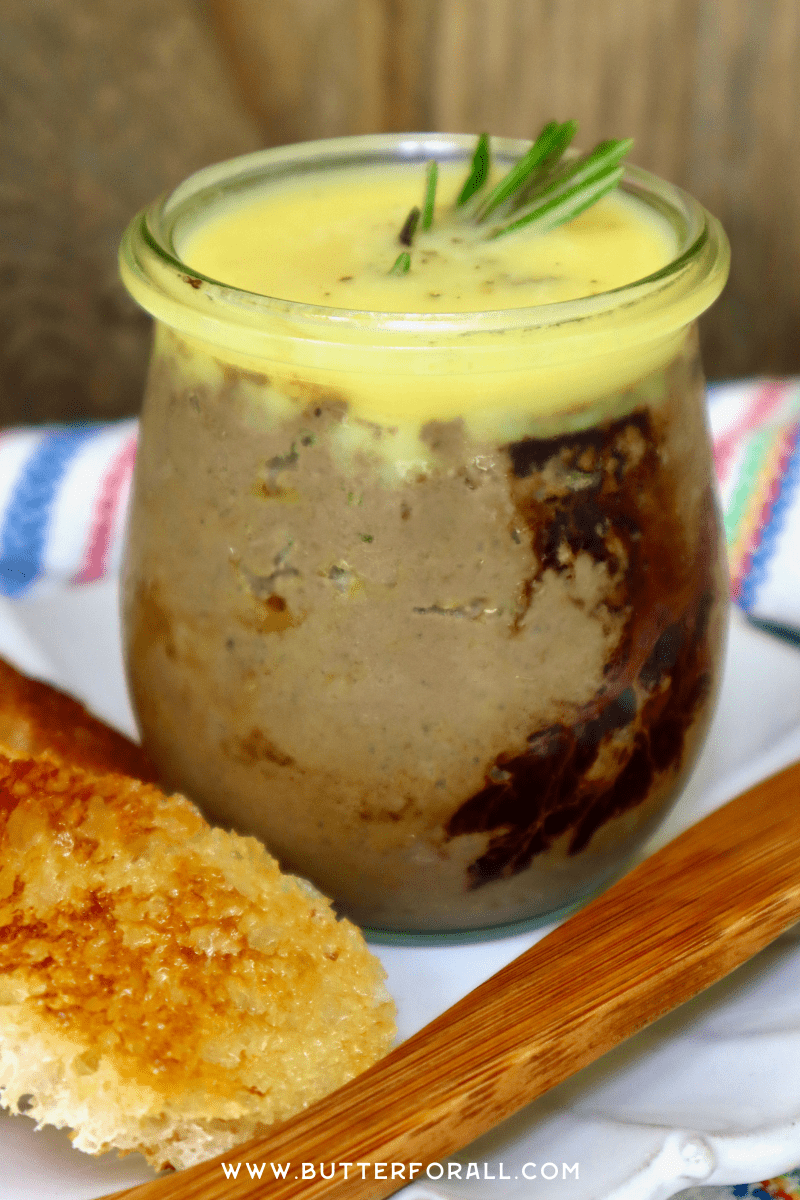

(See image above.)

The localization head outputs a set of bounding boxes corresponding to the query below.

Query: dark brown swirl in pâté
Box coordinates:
[446,408,719,887]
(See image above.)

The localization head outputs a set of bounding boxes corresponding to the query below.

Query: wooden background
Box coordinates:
[1,0,798,425]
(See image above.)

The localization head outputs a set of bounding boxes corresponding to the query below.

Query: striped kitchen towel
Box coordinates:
[679,1168,800,1200]
[0,419,137,599]
[2,379,800,620]
[708,378,800,631]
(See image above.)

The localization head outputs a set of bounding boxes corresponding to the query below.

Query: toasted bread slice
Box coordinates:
[0,750,396,1170]
[0,655,156,780]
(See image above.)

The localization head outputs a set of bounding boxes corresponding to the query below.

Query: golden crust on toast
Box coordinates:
[0,656,156,780]
[0,750,396,1170]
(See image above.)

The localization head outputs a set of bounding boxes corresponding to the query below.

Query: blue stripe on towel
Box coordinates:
[0,426,101,598]
[739,425,800,613]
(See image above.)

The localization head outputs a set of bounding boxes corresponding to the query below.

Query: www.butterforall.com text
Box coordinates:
[221,1161,580,1182]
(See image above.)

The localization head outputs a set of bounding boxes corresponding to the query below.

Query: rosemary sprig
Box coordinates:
[456,132,490,206]
[389,250,411,274]
[386,122,632,273]
[490,165,624,239]
[422,160,438,230]
[388,161,437,272]
[398,205,421,246]
[478,120,572,219]
[507,119,578,211]
[489,137,633,238]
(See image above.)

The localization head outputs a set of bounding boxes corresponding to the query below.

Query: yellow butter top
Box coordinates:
[120,139,728,437]
[180,162,675,313]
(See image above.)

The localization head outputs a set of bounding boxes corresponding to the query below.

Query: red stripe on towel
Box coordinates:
[72,433,137,584]
[713,379,789,482]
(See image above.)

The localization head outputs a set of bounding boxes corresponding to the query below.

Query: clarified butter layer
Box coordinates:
[159,162,683,432]
[180,162,675,312]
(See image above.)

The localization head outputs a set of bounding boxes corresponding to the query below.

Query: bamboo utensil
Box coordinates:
[105,759,800,1200]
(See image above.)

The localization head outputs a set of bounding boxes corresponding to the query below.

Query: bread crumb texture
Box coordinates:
[0,752,396,1170]
[0,657,157,781]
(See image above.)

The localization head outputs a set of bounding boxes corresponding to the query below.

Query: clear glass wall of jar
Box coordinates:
[119,135,730,937]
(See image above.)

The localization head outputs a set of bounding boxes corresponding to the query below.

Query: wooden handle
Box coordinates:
[106,760,800,1200]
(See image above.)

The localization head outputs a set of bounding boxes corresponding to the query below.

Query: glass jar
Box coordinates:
[119,134,730,937]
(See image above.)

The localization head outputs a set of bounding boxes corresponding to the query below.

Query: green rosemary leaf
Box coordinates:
[509,119,578,210]
[389,250,412,274]
[478,120,576,220]
[537,119,579,173]
[489,137,633,239]
[490,164,625,239]
[398,205,421,246]
[390,125,631,262]
[539,138,633,205]
[456,132,490,206]
[422,160,438,229]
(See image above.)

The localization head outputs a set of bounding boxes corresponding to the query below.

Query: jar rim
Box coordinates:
[119,132,729,353]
